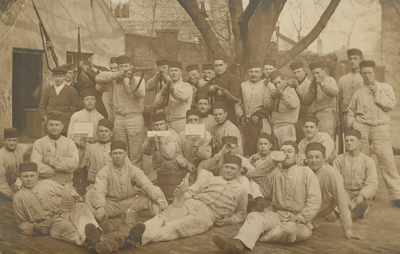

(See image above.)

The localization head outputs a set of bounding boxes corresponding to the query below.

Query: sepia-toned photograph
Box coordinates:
[0,0,399,253]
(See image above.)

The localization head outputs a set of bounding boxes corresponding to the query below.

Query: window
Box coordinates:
[66,51,93,64]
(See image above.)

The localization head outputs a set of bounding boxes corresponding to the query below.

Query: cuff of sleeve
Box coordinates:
[157,199,166,204]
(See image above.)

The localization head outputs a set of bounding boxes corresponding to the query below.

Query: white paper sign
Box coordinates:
[185,124,205,138]
[74,122,94,138]
[147,131,171,137]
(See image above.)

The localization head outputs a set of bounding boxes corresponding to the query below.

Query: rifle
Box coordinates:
[31,0,58,68]
[76,27,82,91]
[337,94,345,154]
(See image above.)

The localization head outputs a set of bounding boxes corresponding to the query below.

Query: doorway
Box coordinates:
[12,48,43,136]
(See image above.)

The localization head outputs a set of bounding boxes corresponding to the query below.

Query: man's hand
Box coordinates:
[251,116,259,125]
[315,77,322,85]
[43,157,51,165]
[66,197,77,209]
[235,104,243,119]
[219,143,230,155]
[159,201,168,211]
[75,138,86,149]
[368,81,378,93]
[209,85,218,92]
[187,163,196,173]
[345,229,364,240]
[215,217,232,227]
[289,214,305,224]
[34,220,51,234]
[94,207,106,222]
[355,195,364,205]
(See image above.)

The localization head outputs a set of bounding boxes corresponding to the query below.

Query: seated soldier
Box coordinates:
[195,92,217,136]
[212,101,243,156]
[306,142,363,240]
[0,128,32,200]
[298,115,336,165]
[176,108,212,181]
[213,141,321,253]
[86,141,168,222]
[13,161,103,250]
[247,133,276,199]
[198,136,265,211]
[141,113,181,182]
[31,111,79,185]
[68,88,104,147]
[79,119,114,188]
[333,129,378,220]
[121,155,247,249]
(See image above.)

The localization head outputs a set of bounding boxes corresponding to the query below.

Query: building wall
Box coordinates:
[0,0,125,139]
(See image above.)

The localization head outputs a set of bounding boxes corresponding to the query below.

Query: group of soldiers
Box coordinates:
[1,47,400,254]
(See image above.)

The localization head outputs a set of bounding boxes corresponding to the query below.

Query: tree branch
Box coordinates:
[277,0,341,68]
[228,0,244,64]
[177,0,229,60]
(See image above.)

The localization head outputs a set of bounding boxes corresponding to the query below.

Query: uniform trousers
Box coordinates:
[113,113,144,169]
[353,121,400,201]
[272,124,296,148]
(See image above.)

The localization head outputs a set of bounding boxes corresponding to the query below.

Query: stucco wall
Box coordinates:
[0,0,125,139]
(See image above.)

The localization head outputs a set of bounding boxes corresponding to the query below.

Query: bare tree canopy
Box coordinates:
[177,0,341,69]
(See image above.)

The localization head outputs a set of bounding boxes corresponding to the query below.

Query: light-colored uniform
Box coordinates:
[0,144,31,198]
[13,180,98,246]
[234,164,321,250]
[241,80,271,134]
[333,152,378,208]
[79,142,112,184]
[176,130,212,169]
[201,114,217,136]
[338,72,364,123]
[197,153,263,199]
[303,76,338,140]
[295,77,312,141]
[67,108,104,142]
[154,79,193,134]
[247,153,277,198]
[213,120,243,156]
[298,132,336,165]
[86,159,166,218]
[312,163,352,233]
[95,71,145,169]
[265,84,300,147]
[141,175,247,245]
[31,136,79,185]
[347,81,400,201]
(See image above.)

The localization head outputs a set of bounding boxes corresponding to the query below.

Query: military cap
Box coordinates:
[47,111,64,123]
[306,142,326,156]
[195,92,209,103]
[309,62,327,71]
[213,53,227,63]
[359,60,375,69]
[152,113,166,123]
[269,70,284,82]
[19,161,38,173]
[98,119,114,131]
[156,57,169,66]
[4,127,18,139]
[202,63,214,71]
[289,61,304,71]
[212,101,228,112]
[186,64,200,72]
[347,48,363,58]
[186,108,202,119]
[224,154,242,167]
[117,55,131,65]
[111,140,126,151]
[258,132,274,144]
[281,140,299,154]
[345,128,361,139]
[222,136,238,145]
[62,63,75,71]
[303,115,319,126]
[246,61,262,70]
[110,57,118,64]
[169,61,182,70]
[81,88,97,98]
[51,67,68,75]
[263,58,276,67]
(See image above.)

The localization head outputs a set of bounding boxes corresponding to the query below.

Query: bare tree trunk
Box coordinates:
[177,0,231,61]
[277,0,341,68]
[228,0,244,64]
[247,0,287,63]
